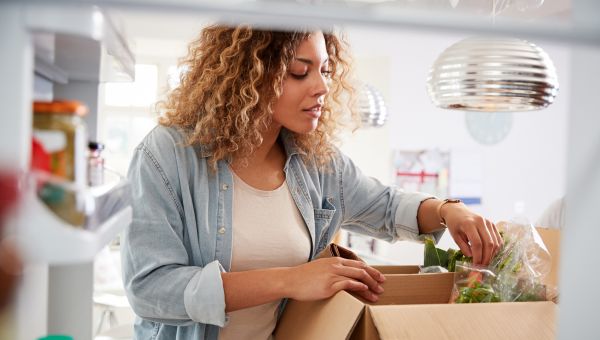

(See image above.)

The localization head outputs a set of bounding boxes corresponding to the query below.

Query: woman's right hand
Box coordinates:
[284,257,385,303]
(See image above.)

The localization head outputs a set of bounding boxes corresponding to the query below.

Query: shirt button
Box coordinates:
[222,184,229,190]
[218,227,226,234]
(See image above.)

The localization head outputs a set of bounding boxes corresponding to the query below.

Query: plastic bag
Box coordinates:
[488,221,551,302]
[453,263,499,303]
[451,221,553,303]
[419,265,448,274]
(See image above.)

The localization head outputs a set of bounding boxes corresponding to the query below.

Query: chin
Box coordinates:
[288,121,319,134]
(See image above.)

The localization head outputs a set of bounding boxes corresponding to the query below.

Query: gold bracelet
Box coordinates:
[420,197,437,204]
[437,198,462,226]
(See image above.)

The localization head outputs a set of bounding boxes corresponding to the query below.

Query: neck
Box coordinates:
[232,124,284,169]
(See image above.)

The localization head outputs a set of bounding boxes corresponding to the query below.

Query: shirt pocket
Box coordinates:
[314,197,337,254]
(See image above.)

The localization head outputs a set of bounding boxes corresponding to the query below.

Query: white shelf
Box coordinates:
[14,177,132,265]
[25,0,598,46]
[0,3,135,339]
[26,3,135,82]
[34,55,68,84]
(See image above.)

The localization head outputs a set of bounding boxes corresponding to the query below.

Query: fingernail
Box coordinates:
[371,293,379,302]
[376,285,384,293]
[379,273,386,282]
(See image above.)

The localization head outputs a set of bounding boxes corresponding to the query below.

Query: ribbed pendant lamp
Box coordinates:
[358,83,387,127]
[427,37,559,112]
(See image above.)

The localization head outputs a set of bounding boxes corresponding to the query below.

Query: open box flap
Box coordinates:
[374,265,420,275]
[317,243,363,261]
[274,290,365,340]
[317,244,454,306]
[368,301,557,340]
[372,272,454,305]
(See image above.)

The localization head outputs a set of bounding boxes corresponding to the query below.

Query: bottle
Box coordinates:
[33,100,88,227]
[87,141,105,186]
[33,100,88,186]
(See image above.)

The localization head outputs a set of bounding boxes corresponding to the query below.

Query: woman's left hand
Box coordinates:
[441,203,503,265]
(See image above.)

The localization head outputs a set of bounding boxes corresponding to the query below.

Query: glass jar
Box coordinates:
[33,100,88,185]
[87,141,105,186]
[33,100,88,227]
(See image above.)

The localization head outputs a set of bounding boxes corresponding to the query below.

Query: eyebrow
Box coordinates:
[294,57,329,65]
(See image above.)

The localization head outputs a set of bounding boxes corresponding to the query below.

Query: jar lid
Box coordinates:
[88,141,105,151]
[33,100,88,116]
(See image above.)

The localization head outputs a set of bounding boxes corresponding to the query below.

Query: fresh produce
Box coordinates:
[423,225,549,304]
[455,271,500,303]
[423,238,470,272]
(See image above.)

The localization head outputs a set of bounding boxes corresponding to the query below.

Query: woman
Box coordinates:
[122,25,502,340]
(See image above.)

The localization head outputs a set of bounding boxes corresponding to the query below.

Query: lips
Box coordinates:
[303,104,322,118]
[304,104,322,111]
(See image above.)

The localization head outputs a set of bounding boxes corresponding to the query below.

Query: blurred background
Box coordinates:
[2,0,596,339]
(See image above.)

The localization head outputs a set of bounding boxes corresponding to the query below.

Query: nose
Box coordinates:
[311,73,330,99]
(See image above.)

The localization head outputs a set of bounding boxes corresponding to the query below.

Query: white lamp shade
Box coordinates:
[427,37,559,112]
[359,83,387,127]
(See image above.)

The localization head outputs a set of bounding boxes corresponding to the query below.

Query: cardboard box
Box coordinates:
[274,243,557,340]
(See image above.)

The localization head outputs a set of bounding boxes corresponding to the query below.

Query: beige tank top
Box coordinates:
[218,170,311,340]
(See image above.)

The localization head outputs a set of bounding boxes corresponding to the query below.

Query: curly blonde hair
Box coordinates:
[159,25,358,169]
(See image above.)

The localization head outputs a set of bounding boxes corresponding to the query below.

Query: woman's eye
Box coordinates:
[290,73,308,79]
[289,69,331,80]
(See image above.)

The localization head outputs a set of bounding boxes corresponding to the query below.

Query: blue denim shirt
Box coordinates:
[122,125,442,340]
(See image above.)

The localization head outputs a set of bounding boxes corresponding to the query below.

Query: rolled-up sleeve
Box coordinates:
[184,260,227,326]
[337,150,445,243]
[393,192,445,243]
[121,143,227,327]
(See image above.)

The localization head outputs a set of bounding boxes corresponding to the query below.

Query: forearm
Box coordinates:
[221,267,290,312]
[417,198,446,234]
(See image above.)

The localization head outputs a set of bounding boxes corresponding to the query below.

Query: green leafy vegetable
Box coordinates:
[423,238,449,268]
[423,239,470,272]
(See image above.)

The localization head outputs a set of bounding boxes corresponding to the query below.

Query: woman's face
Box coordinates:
[272,31,331,134]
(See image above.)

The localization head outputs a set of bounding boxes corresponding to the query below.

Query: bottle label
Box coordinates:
[33,129,67,178]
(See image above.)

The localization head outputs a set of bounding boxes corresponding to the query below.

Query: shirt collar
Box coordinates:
[279,128,306,158]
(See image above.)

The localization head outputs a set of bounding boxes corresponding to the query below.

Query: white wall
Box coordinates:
[342,27,569,224]
[337,27,570,263]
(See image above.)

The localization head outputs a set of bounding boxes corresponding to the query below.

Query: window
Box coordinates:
[105,64,158,107]
[99,62,175,175]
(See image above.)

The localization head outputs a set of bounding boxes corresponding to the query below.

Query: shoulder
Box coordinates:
[133,124,206,174]
[327,145,353,172]
[138,124,207,159]
[303,145,356,183]
[303,144,351,173]
[139,125,188,153]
